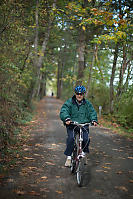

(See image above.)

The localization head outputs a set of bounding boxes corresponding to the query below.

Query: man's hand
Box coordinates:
[92,121,98,126]
[94,122,98,126]
[65,120,71,125]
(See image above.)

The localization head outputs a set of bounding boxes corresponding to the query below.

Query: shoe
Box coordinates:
[65,158,71,167]
[82,151,85,157]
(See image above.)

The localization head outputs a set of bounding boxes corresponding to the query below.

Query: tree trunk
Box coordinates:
[109,42,119,114]
[116,44,127,98]
[56,44,67,98]
[39,72,46,99]
[32,19,52,98]
[34,0,39,67]
[31,0,56,99]
[123,61,131,91]
[86,44,98,97]
[57,60,62,99]
[24,0,39,101]
[76,28,86,85]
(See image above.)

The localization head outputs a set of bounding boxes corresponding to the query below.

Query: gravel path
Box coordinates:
[0,97,133,199]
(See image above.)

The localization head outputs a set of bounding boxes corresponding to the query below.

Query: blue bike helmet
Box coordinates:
[75,85,86,94]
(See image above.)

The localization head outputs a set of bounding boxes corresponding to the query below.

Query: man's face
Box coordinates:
[75,93,84,102]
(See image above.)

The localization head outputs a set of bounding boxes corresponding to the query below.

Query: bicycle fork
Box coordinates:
[74,128,84,170]
[77,128,83,159]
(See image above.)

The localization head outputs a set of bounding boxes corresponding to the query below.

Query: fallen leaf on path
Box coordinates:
[116,171,123,174]
[96,170,104,172]
[28,167,37,170]
[41,176,48,179]
[35,144,44,147]
[128,157,133,160]
[24,157,34,160]
[94,189,103,194]
[115,186,128,192]
[14,190,25,195]
[56,176,60,178]
[102,166,111,169]
[56,190,63,194]
[7,178,14,182]
[34,153,41,156]
[37,179,48,183]
[40,188,50,192]
[28,191,40,196]
[24,148,30,151]
[45,162,55,166]
[28,144,33,146]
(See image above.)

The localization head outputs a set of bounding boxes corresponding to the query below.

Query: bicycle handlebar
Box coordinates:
[70,121,92,127]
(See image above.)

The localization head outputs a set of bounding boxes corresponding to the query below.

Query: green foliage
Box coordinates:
[61,83,74,100]
[114,86,133,128]
[0,0,132,152]
[0,0,35,150]
[89,83,110,113]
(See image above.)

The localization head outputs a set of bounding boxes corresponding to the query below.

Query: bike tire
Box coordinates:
[76,158,84,187]
[70,158,76,173]
[70,149,77,174]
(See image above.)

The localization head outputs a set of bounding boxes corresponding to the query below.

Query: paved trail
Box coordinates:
[0,97,133,199]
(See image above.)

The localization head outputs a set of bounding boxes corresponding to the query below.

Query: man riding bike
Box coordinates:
[60,85,98,167]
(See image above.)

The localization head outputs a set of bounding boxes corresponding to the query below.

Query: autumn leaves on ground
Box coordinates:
[0,97,133,199]
[0,97,65,198]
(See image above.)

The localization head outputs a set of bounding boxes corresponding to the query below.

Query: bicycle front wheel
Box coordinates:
[76,158,84,187]
[70,148,77,174]
[71,157,76,173]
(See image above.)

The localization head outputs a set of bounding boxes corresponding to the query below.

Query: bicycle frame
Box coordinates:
[75,127,83,159]
[70,122,90,186]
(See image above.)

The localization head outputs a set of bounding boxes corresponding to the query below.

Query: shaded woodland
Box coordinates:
[0,0,133,150]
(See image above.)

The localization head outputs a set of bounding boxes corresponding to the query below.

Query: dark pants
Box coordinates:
[64,125,90,156]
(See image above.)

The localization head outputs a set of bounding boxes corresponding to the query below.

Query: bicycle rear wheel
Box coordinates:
[76,158,84,187]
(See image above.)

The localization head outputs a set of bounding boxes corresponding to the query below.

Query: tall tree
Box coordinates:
[86,44,98,96]
[32,0,55,98]
[76,28,86,85]
[109,42,119,114]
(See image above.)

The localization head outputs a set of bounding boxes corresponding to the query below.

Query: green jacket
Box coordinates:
[60,95,97,124]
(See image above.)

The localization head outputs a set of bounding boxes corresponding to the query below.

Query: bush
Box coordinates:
[115,86,133,128]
